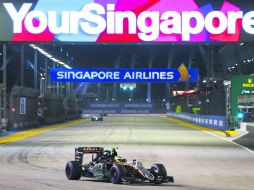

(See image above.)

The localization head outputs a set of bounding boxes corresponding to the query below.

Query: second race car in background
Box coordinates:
[91,114,103,121]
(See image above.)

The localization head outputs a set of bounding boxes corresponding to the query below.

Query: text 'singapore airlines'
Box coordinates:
[3,2,254,41]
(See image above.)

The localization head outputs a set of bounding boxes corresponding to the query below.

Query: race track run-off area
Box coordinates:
[0,115,254,190]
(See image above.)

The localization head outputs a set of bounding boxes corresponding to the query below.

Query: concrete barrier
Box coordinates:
[9,86,39,130]
[63,97,81,120]
[0,123,1,133]
[39,93,65,124]
[167,112,227,131]
[239,122,247,131]
[82,102,165,114]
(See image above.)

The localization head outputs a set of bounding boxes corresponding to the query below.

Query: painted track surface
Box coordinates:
[0,115,254,190]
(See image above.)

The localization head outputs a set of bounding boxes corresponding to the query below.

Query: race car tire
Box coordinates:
[150,164,167,184]
[109,164,126,184]
[65,161,82,180]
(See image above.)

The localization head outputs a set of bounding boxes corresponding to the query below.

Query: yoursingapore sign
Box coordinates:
[1,0,254,42]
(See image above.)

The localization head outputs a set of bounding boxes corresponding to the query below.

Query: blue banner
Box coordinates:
[167,112,227,131]
[50,68,199,83]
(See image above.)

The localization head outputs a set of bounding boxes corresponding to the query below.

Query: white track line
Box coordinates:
[229,131,249,141]
[168,118,254,155]
[203,130,254,155]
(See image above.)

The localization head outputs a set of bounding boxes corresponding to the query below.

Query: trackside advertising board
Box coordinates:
[167,112,227,131]
[1,0,254,42]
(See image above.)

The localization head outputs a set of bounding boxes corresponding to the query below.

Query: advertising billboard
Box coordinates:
[1,0,254,43]
[50,67,199,83]
[230,75,254,118]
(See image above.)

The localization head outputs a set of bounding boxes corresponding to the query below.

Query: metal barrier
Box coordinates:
[9,86,39,130]
[167,112,227,131]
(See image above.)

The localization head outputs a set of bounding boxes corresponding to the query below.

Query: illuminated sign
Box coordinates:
[0,0,253,42]
[241,90,254,94]
[50,68,199,83]
[173,90,195,96]
[242,78,254,88]
[120,83,137,91]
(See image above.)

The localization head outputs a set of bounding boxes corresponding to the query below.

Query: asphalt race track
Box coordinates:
[0,115,254,190]
[234,125,254,151]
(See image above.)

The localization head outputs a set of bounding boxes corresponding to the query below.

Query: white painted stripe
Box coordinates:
[170,118,254,155]
[229,140,254,155]
[229,131,249,141]
[203,131,254,154]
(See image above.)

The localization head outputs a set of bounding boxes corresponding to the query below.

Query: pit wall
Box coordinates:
[167,112,227,131]
[63,97,81,120]
[10,86,39,130]
[0,86,82,131]
[39,93,65,124]
[39,95,81,125]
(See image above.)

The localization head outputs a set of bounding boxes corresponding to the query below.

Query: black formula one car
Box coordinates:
[65,147,174,185]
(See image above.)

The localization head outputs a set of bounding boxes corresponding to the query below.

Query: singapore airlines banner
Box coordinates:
[1,0,254,42]
[50,67,199,83]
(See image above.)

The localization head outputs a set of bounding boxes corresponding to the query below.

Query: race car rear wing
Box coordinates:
[75,147,104,163]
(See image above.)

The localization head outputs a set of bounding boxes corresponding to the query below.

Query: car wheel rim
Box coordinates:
[110,169,119,182]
